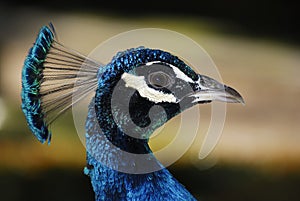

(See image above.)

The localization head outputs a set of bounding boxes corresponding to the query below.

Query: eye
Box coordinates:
[148,71,173,88]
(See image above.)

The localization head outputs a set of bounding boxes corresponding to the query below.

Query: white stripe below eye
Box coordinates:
[121,73,177,103]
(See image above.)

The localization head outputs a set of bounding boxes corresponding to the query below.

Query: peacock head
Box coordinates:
[94,47,244,140]
[21,24,243,151]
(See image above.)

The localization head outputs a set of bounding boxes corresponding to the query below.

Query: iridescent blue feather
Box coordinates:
[21,25,54,143]
[21,24,99,144]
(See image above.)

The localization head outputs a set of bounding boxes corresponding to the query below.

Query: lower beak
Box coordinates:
[190,75,245,104]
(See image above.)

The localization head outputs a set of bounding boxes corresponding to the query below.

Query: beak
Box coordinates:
[190,75,245,104]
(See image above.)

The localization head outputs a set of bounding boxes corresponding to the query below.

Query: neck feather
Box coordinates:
[84,101,196,201]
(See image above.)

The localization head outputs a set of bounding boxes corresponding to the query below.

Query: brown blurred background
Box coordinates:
[0,1,300,201]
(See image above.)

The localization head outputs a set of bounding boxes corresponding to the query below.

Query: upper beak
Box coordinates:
[190,75,245,104]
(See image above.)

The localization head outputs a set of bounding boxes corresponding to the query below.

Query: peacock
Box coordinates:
[21,24,244,201]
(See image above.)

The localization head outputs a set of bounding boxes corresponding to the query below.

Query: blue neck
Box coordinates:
[84,101,197,201]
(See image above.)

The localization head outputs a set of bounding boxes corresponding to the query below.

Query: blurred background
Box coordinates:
[0,1,300,201]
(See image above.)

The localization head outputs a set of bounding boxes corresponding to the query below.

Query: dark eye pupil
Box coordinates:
[153,75,166,86]
[149,72,171,88]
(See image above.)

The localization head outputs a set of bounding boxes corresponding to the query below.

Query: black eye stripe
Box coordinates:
[135,62,176,87]
[135,61,196,95]
[144,61,195,82]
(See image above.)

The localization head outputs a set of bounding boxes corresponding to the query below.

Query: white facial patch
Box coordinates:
[121,73,177,103]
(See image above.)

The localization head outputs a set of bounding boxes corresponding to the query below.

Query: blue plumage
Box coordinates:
[21,25,54,143]
[85,98,197,200]
[21,24,243,201]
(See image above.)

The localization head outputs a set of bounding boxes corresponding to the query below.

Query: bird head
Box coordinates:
[94,47,244,140]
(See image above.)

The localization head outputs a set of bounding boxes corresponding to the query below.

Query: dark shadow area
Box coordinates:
[1,164,299,201]
[1,1,299,44]
[170,164,300,201]
[0,168,94,201]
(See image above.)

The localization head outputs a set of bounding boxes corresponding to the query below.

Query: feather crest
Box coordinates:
[21,23,100,144]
